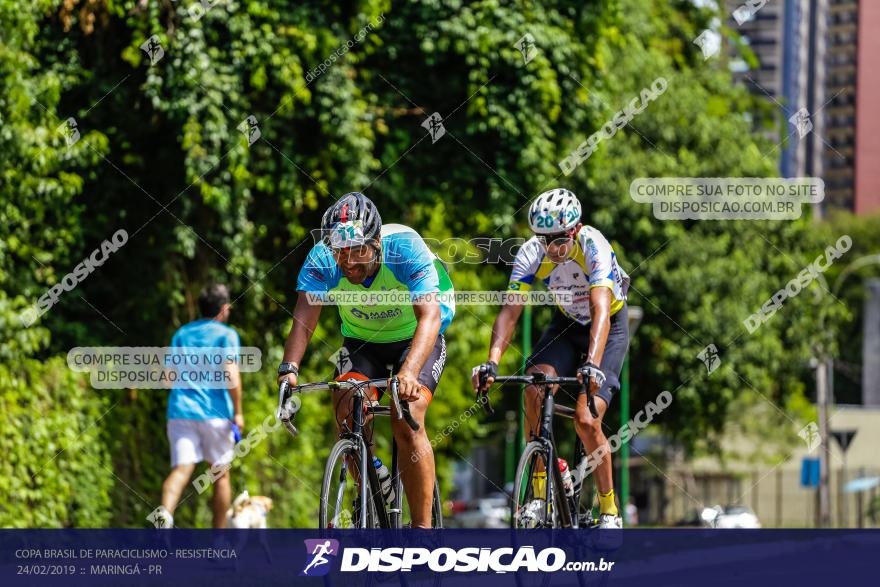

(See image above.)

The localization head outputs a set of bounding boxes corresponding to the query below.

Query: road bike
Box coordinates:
[277,376,443,528]
[478,372,597,529]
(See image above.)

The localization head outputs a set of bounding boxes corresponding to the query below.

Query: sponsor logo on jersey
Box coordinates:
[586,238,599,258]
[350,307,403,320]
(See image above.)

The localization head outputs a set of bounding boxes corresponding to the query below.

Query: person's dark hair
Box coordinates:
[198,284,230,318]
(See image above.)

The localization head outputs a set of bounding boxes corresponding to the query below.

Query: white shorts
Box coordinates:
[167,418,235,467]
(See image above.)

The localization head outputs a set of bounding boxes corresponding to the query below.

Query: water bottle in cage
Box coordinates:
[558,458,574,497]
[373,456,396,504]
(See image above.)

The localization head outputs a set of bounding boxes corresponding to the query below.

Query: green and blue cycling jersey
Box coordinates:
[296,224,455,343]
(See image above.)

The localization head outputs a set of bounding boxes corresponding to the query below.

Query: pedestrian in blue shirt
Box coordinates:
[153,284,243,528]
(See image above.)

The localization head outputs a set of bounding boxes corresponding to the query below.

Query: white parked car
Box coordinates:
[701,504,762,528]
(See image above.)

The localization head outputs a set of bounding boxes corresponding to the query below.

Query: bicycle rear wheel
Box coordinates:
[512,441,557,528]
[319,438,377,528]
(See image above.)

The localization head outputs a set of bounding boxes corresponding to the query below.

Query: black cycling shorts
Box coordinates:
[525,304,630,408]
[333,334,447,398]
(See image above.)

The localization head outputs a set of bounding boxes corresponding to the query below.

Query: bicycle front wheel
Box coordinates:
[319,438,377,528]
[512,441,557,528]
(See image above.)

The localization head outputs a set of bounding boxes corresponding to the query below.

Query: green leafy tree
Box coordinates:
[2,0,868,527]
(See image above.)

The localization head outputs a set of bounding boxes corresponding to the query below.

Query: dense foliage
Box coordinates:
[1,0,873,527]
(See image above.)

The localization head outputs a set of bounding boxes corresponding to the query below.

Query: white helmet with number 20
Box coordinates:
[527,188,582,234]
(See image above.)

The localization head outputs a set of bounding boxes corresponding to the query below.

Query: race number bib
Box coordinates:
[330,220,366,248]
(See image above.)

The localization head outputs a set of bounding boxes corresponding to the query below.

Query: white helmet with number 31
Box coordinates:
[527,188,582,234]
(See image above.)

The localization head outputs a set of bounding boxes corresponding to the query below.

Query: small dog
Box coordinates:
[227,490,273,528]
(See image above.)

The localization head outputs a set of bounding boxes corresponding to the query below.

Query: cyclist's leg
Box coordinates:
[572,305,629,507]
[393,334,446,528]
[574,393,610,490]
[392,389,433,527]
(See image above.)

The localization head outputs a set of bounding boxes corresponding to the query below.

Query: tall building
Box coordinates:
[725,0,880,215]
[725,0,821,181]
[824,0,857,211]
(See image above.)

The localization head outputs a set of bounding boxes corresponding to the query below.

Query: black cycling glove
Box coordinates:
[578,362,606,391]
[476,361,498,389]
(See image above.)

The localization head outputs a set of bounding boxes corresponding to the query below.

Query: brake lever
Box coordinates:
[587,389,598,419]
[276,380,300,437]
[579,380,599,419]
[400,403,420,431]
[477,368,495,415]
[390,376,420,431]
[479,390,494,415]
[275,380,290,421]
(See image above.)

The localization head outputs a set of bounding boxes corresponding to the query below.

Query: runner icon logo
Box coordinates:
[301,539,340,577]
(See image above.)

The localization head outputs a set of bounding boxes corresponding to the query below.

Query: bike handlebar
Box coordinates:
[276,376,420,438]
[476,373,587,416]
[490,375,582,385]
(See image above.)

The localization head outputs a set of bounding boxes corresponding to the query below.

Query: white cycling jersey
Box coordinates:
[508,225,629,325]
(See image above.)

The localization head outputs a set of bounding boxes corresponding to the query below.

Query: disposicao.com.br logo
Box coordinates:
[301,538,616,575]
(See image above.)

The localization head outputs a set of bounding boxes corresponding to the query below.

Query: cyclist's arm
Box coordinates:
[585,286,611,369]
[489,237,539,364]
[487,301,524,364]
[391,231,443,400]
[581,227,615,374]
[284,243,336,383]
[278,291,323,381]
[471,300,523,392]
[398,294,441,399]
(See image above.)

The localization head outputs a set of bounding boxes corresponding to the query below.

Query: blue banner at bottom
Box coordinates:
[2,529,877,586]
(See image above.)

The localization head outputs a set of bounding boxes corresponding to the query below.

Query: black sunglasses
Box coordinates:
[537,232,573,247]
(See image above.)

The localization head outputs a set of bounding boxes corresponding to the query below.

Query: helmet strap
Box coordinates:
[366,241,382,276]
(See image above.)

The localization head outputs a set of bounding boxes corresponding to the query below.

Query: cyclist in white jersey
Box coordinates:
[473,188,630,528]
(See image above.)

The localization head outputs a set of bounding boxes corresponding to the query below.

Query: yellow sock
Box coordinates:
[598,490,618,516]
[532,472,547,498]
